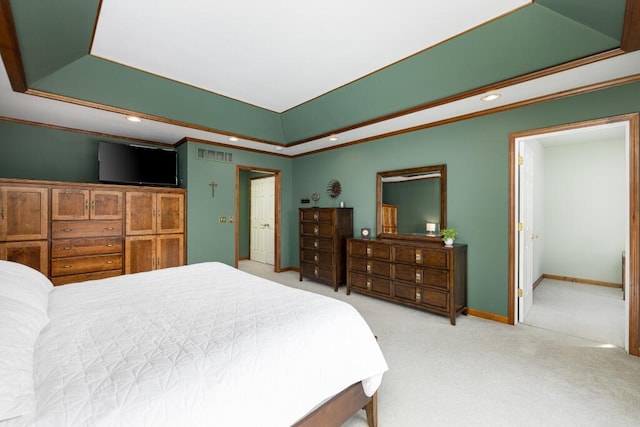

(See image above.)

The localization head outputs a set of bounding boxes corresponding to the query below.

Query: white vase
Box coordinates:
[443,238,454,247]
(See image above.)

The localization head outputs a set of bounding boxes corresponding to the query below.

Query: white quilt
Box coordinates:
[14,262,387,426]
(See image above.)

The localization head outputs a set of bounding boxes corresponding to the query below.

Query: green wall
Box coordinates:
[182,142,293,267]
[292,81,640,317]
[1,80,639,320]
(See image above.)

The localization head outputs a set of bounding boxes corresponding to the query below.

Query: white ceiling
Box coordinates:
[1,1,639,156]
[91,0,530,113]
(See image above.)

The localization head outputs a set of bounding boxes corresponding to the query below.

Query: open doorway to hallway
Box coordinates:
[509,114,639,355]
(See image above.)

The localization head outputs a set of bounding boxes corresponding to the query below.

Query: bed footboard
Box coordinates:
[293,382,377,427]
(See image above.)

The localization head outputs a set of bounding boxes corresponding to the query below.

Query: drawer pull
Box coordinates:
[62,265,72,269]
[106,261,114,264]
[416,290,422,303]
[415,252,421,263]
[416,272,422,282]
[106,244,113,247]
[63,246,72,250]
[105,227,115,231]
[313,212,318,221]
[314,254,318,262]
[366,280,372,290]
[366,263,372,273]
[61,228,72,232]
[366,247,372,256]
[314,266,319,277]
[313,226,319,235]
[313,240,318,248]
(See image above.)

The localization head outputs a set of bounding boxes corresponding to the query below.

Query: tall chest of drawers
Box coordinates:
[299,208,353,291]
[347,238,467,325]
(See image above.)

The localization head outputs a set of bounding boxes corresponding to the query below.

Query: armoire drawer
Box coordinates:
[300,209,334,222]
[300,222,334,238]
[52,220,122,239]
[51,254,123,276]
[51,237,122,258]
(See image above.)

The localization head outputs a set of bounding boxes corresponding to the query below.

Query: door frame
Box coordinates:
[235,165,282,272]
[508,113,639,356]
[249,175,275,265]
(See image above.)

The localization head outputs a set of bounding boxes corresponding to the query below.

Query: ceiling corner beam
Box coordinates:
[621,0,640,52]
[0,0,27,92]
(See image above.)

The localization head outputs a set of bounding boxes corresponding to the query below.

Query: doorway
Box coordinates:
[235,166,282,272]
[509,114,639,356]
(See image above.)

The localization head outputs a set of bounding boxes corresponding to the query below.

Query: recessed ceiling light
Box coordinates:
[328,135,339,141]
[480,93,501,102]
[229,136,239,142]
[125,116,142,123]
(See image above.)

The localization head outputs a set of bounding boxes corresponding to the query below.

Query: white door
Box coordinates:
[250,176,275,265]
[518,141,535,322]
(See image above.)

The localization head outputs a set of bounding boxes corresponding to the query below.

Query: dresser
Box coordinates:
[347,238,467,325]
[299,207,353,291]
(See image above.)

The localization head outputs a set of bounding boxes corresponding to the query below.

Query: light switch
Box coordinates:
[228,216,234,223]
[219,216,226,223]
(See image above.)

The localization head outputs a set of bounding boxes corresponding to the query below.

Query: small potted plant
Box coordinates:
[440,227,457,247]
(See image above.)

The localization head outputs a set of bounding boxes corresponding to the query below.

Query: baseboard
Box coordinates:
[279,266,299,273]
[543,274,622,289]
[467,308,510,324]
[533,275,545,290]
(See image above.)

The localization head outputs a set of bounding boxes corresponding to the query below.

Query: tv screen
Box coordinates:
[98,142,178,187]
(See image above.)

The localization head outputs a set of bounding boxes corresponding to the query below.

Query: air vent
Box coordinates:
[197,148,233,163]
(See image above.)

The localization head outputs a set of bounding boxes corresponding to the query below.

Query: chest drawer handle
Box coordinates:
[62,246,72,250]
[314,266,319,277]
[105,227,115,231]
[314,254,318,262]
[106,244,114,247]
[366,280,372,290]
[366,263,372,273]
[416,272,422,282]
[415,252,421,263]
[416,290,422,303]
[313,226,319,234]
[61,228,72,232]
[314,240,318,248]
[366,247,372,256]
[62,265,72,269]
[313,212,318,221]
[106,261,114,264]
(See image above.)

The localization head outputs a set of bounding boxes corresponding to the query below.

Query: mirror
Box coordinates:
[376,164,446,241]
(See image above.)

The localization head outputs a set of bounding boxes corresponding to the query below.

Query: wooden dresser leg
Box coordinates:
[365,392,378,427]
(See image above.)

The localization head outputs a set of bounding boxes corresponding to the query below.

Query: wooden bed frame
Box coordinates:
[293,382,377,427]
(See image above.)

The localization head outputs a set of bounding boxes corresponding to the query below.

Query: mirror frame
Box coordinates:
[376,164,447,241]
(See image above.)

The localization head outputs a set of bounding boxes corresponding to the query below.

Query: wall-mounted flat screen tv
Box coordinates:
[98,141,178,187]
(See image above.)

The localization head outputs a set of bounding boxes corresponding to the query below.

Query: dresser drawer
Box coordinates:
[421,249,449,269]
[301,262,334,283]
[300,209,334,222]
[301,249,333,266]
[301,236,333,251]
[349,240,391,260]
[52,220,122,238]
[51,237,122,258]
[394,282,449,311]
[300,222,334,238]
[394,264,423,283]
[350,273,391,296]
[51,254,122,276]
[350,257,392,278]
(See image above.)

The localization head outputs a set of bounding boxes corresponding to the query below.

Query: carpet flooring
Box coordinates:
[239,261,640,427]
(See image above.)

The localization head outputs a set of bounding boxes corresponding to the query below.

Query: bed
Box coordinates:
[0,260,388,426]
